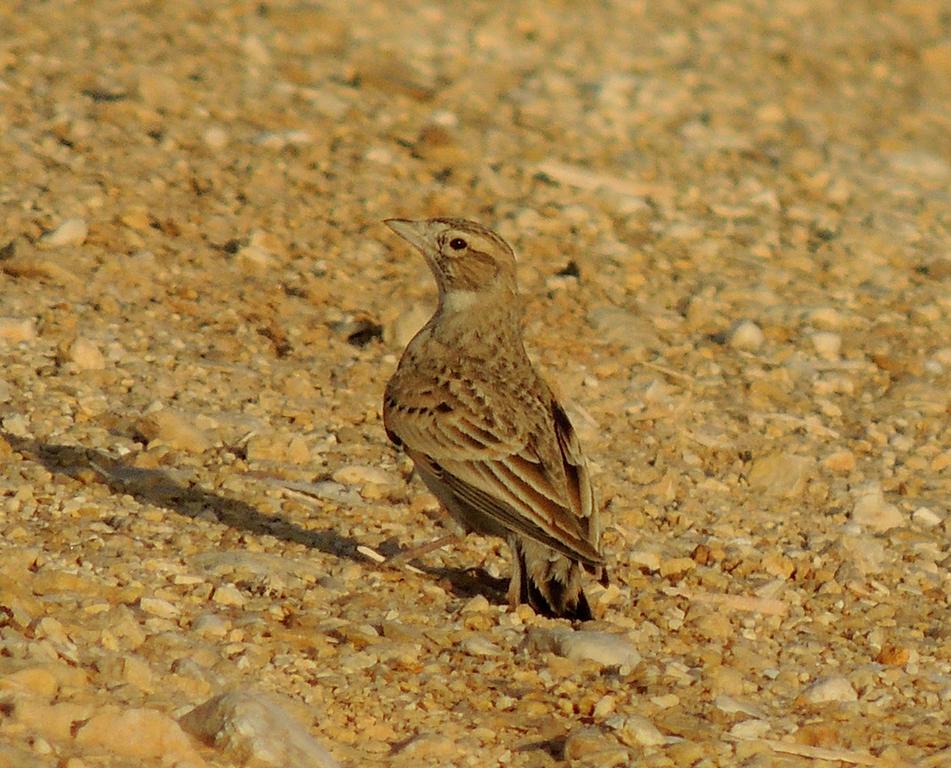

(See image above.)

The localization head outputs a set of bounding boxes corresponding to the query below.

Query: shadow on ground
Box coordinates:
[4,431,512,605]
[3,431,361,560]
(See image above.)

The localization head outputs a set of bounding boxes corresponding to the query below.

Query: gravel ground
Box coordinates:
[1,1,949,766]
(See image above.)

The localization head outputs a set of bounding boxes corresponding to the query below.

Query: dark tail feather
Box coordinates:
[516,542,594,622]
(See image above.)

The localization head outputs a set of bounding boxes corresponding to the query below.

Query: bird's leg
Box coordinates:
[387,533,457,565]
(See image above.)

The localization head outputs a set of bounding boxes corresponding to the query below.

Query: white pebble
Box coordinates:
[180,689,339,768]
[852,483,904,532]
[912,507,942,528]
[607,714,666,746]
[68,337,106,370]
[729,320,765,351]
[811,331,842,360]
[729,719,772,739]
[799,675,857,704]
[212,584,246,607]
[203,126,229,150]
[0,317,37,343]
[139,597,180,619]
[40,218,88,248]
[527,628,641,668]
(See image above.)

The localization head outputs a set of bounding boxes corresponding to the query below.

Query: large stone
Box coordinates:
[180,689,339,768]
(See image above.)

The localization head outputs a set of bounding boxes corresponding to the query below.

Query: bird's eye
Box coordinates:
[449,237,467,251]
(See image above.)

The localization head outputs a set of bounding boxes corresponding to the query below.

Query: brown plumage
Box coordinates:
[382,217,604,620]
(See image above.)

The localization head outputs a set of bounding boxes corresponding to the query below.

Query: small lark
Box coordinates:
[382,217,604,621]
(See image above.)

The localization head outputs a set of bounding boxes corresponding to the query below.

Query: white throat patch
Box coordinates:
[441,290,481,313]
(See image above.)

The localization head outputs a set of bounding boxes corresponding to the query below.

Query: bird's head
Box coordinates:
[385,218,518,312]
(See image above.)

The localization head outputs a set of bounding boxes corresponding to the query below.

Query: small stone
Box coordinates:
[563,727,628,767]
[136,409,213,453]
[332,465,396,487]
[526,628,640,668]
[40,218,88,248]
[211,584,246,607]
[246,432,311,464]
[203,126,229,149]
[912,507,942,528]
[137,71,185,113]
[728,320,765,351]
[659,557,695,578]
[460,595,491,613]
[66,337,106,370]
[460,636,501,657]
[628,548,661,572]
[396,733,465,760]
[851,483,903,532]
[237,244,273,271]
[74,707,199,761]
[121,655,153,691]
[606,714,666,746]
[811,332,842,360]
[0,317,37,343]
[748,453,812,497]
[876,643,911,666]
[587,306,657,355]
[180,689,339,768]
[0,667,59,698]
[798,676,857,705]
[806,307,844,330]
[139,597,180,619]
[823,450,856,474]
[714,695,766,718]
[192,612,231,638]
[729,719,771,739]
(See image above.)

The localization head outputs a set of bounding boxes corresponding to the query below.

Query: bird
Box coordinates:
[382,217,605,621]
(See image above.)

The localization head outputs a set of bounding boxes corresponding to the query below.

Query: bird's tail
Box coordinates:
[513,539,596,621]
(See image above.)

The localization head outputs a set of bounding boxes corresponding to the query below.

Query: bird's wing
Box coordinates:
[385,378,601,565]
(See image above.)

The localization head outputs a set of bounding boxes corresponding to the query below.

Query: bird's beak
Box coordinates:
[384,218,432,254]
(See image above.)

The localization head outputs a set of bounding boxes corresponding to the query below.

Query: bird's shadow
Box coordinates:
[3,431,361,560]
[4,431,512,604]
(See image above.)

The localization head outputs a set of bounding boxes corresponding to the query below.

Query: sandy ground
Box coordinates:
[0,1,949,766]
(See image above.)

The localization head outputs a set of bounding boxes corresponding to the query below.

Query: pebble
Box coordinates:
[460,636,501,657]
[851,483,904,531]
[586,306,657,355]
[191,612,231,639]
[729,719,772,739]
[331,465,396,487]
[180,689,339,768]
[39,218,88,248]
[136,409,213,454]
[807,307,845,330]
[203,126,229,150]
[728,320,765,351]
[526,628,641,668]
[245,432,311,464]
[0,666,59,698]
[912,507,942,528]
[74,706,200,762]
[798,676,858,705]
[139,597,180,619]
[563,727,628,767]
[65,337,105,371]
[747,453,812,497]
[137,71,185,113]
[823,449,856,474]
[606,714,666,746]
[811,331,842,360]
[0,317,37,343]
[395,733,465,761]
[211,584,247,607]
